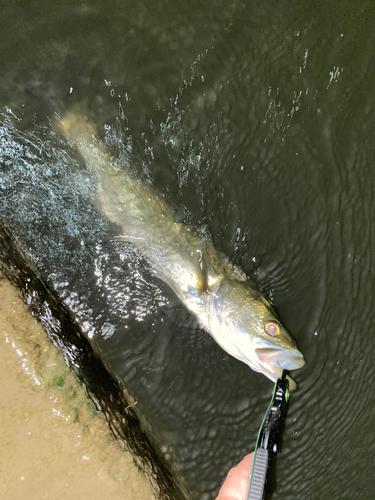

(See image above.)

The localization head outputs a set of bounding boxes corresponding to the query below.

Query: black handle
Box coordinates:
[247,448,269,500]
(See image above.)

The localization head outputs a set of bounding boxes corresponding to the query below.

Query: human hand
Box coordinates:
[215,452,254,500]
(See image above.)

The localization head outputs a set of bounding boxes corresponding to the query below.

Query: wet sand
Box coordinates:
[0,275,156,500]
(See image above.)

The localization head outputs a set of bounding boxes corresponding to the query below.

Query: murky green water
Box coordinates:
[1,1,375,499]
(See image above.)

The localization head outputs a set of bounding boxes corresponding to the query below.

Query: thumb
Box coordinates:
[215,453,254,500]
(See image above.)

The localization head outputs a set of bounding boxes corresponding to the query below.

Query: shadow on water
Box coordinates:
[1,1,375,499]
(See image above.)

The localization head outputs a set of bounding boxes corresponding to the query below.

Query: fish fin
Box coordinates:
[119,233,147,245]
[208,275,222,324]
[195,239,209,296]
[287,375,297,391]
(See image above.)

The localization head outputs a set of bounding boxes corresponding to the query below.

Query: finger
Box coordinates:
[215,452,254,500]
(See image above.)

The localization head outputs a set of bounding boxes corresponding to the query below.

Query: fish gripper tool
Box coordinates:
[246,370,290,500]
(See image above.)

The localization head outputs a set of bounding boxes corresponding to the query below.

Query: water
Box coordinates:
[1,1,375,498]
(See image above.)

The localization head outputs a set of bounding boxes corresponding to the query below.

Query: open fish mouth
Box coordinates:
[255,347,305,390]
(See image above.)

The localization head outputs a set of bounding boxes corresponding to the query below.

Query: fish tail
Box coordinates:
[57,108,110,173]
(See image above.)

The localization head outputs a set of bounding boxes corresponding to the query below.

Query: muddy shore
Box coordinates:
[0,275,156,500]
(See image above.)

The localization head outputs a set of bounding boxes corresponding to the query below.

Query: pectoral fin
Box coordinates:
[195,239,208,296]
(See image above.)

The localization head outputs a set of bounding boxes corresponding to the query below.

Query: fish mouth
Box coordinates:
[255,347,305,390]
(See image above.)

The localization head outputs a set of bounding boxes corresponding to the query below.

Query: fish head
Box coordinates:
[209,277,305,389]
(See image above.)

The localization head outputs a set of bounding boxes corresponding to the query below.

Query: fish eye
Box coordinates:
[265,321,281,336]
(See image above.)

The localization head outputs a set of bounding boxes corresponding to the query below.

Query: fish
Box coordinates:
[58,110,305,390]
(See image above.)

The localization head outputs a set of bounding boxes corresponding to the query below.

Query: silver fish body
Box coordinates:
[59,112,305,389]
